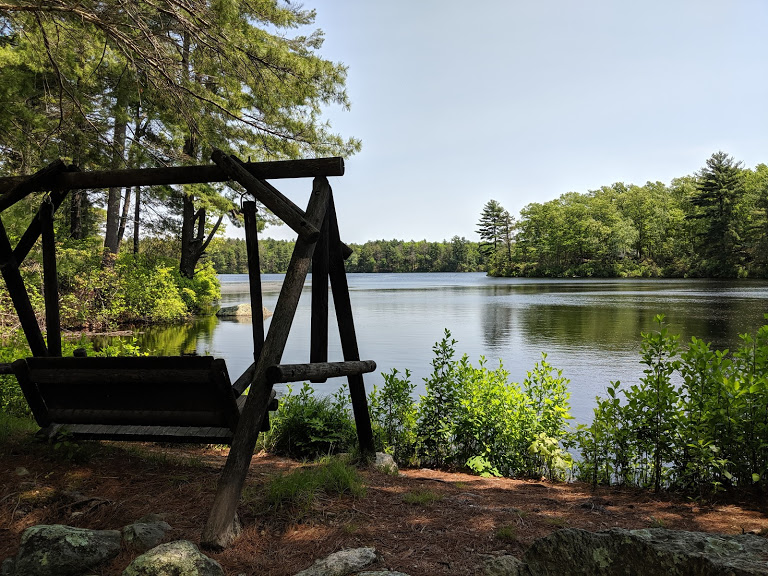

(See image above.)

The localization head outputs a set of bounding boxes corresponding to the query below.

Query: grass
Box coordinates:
[402,489,443,507]
[494,524,518,543]
[257,457,366,517]
[0,412,37,445]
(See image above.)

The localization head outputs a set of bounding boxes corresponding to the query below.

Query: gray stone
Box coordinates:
[374,452,398,475]
[122,540,224,576]
[216,303,272,320]
[513,528,768,576]
[293,547,377,576]
[482,554,527,576]
[122,515,173,552]
[357,572,411,576]
[11,524,122,576]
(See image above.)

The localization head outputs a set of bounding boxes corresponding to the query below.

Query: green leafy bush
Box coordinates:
[575,315,768,496]
[368,368,417,464]
[261,383,358,459]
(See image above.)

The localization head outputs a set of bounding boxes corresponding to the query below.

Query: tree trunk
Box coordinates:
[104,78,129,254]
[179,194,223,278]
[133,187,141,255]
[116,187,132,247]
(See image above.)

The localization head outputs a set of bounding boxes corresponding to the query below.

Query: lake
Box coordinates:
[132,273,768,423]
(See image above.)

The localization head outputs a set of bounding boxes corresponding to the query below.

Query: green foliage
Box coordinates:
[575,316,768,496]
[5,242,219,331]
[416,330,462,468]
[262,457,365,516]
[368,368,417,464]
[261,383,358,460]
[367,330,575,479]
[482,152,768,279]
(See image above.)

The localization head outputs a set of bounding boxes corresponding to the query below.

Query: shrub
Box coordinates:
[261,383,357,459]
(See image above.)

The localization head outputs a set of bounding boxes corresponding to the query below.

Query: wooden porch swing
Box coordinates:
[0,151,376,548]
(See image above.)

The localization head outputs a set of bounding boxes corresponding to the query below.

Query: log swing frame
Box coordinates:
[0,151,376,549]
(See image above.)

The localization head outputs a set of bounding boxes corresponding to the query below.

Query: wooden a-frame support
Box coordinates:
[0,152,376,550]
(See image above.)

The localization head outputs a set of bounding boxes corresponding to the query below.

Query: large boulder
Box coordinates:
[122,540,224,576]
[293,547,378,576]
[10,524,121,576]
[485,528,768,576]
[216,303,272,320]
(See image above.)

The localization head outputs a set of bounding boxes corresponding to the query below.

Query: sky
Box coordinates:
[247,0,768,244]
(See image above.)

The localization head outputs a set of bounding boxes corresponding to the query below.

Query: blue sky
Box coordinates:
[253,0,768,244]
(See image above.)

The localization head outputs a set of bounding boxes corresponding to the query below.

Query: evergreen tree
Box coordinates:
[476,199,507,257]
[689,151,745,277]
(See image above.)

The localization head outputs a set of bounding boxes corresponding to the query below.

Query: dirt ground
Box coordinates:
[2,438,768,576]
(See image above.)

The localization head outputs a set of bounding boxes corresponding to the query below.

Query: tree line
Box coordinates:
[204,236,484,274]
[477,152,768,278]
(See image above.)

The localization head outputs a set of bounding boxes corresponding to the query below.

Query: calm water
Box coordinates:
[132,273,768,423]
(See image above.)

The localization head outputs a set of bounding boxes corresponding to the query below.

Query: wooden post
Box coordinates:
[310,209,330,382]
[201,177,331,551]
[0,217,47,357]
[41,199,61,356]
[327,194,375,456]
[242,201,264,364]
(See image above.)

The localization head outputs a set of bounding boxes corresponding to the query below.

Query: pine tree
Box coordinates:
[689,151,745,277]
[476,199,506,256]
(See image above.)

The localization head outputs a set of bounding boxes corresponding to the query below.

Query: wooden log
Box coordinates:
[212,150,320,242]
[201,176,330,551]
[0,218,47,356]
[0,157,345,194]
[242,202,264,365]
[41,199,61,356]
[267,360,376,384]
[328,194,375,456]
[12,359,50,426]
[13,186,70,263]
[232,362,255,397]
[310,208,330,382]
[0,159,66,212]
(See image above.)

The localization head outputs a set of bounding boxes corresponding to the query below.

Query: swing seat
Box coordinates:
[12,355,275,444]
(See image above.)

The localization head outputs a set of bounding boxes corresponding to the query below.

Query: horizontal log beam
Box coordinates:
[0,157,344,196]
[266,360,376,384]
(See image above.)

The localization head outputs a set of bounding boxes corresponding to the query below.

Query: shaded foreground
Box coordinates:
[2,440,767,575]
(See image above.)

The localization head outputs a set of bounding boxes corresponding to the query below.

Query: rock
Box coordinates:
[11,524,121,576]
[503,528,768,576]
[122,540,224,576]
[357,572,411,576]
[293,547,377,576]
[482,554,527,576]
[216,303,272,320]
[14,467,29,477]
[122,515,173,552]
[374,452,398,475]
